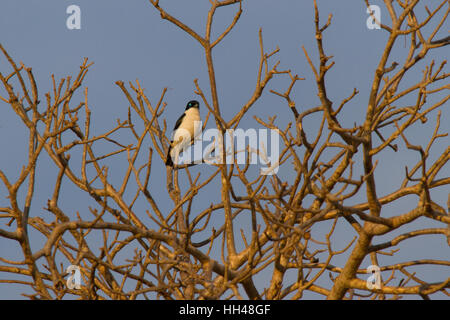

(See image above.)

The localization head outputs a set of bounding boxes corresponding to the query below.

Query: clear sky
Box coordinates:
[0,0,448,299]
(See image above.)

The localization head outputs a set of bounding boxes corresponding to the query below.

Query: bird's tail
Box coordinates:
[165,145,173,167]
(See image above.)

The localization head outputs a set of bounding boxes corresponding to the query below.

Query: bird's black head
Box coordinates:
[185,100,200,110]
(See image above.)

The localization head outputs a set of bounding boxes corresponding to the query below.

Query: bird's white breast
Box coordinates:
[172,107,201,149]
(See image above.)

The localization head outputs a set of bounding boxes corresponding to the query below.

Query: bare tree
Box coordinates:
[0,0,449,300]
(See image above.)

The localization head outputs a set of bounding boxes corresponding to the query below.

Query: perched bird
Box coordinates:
[165,100,201,166]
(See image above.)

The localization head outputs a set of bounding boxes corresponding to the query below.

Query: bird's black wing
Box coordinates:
[166,112,186,167]
[173,112,186,131]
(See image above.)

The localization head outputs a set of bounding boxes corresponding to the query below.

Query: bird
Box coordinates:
[165,100,201,167]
